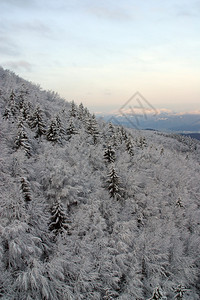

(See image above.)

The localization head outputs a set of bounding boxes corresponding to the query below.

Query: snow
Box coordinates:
[0,66,200,299]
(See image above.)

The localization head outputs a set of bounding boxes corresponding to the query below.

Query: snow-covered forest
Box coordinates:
[0,66,200,299]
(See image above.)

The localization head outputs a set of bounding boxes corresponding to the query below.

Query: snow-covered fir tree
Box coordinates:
[69,100,77,118]
[46,118,60,143]
[126,136,134,156]
[66,119,77,138]
[86,115,99,144]
[138,136,147,148]
[104,144,116,163]
[20,177,32,203]
[49,199,69,235]
[14,121,32,157]
[18,96,32,123]
[106,165,123,200]
[174,285,188,299]
[3,90,18,119]
[107,122,115,137]
[55,114,66,138]
[30,105,46,139]
[78,102,85,120]
[175,198,184,208]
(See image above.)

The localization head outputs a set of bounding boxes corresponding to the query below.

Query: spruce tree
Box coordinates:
[9,90,18,116]
[49,200,69,235]
[116,127,124,144]
[104,145,116,163]
[138,136,147,148]
[30,106,46,139]
[126,137,134,156]
[55,114,66,138]
[3,90,18,119]
[69,100,77,118]
[18,93,24,111]
[120,127,128,141]
[15,121,31,157]
[20,177,32,203]
[46,119,59,143]
[176,198,184,208]
[3,107,12,120]
[109,133,119,147]
[83,107,90,118]
[86,116,99,144]
[78,102,84,120]
[66,119,77,139]
[107,122,115,137]
[174,285,187,299]
[18,84,29,110]
[106,166,123,200]
[21,101,31,122]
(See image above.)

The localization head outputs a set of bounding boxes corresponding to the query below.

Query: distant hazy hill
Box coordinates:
[181,132,200,141]
[1,67,200,299]
[101,112,200,133]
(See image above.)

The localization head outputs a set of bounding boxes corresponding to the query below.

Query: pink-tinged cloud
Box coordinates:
[108,107,173,116]
[177,110,200,115]
[4,60,33,72]
[96,108,200,116]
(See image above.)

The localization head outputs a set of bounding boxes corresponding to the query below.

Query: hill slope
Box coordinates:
[0,67,200,299]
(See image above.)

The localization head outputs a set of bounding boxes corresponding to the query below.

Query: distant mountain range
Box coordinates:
[98,111,200,140]
[181,132,200,141]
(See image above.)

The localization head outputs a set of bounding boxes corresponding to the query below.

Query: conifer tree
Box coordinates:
[20,177,32,203]
[21,101,31,122]
[69,100,77,118]
[18,84,29,109]
[46,119,59,143]
[83,107,90,118]
[120,127,128,141]
[15,121,31,157]
[3,90,18,119]
[78,102,84,120]
[55,114,66,138]
[66,119,77,139]
[116,127,124,144]
[9,90,18,115]
[176,198,184,208]
[3,107,11,119]
[18,94,25,111]
[49,200,69,235]
[30,106,46,139]
[106,166,123,200]
[110,133,118,147]
[126,137,134,156]
[138,136,147,148]
[107,122,115,137]
[174,285,187,299]
[104,145,116,163]
[86,116,99,144]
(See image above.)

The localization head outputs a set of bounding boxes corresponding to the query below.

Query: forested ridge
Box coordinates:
[0,67,200,299]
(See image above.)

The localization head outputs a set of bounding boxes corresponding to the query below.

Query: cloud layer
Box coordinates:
[0,0,199,113]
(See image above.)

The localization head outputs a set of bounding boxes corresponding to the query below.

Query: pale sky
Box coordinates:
[0,0,200,114]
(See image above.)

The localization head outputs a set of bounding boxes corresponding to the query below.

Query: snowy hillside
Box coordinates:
[0,67,200,299]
